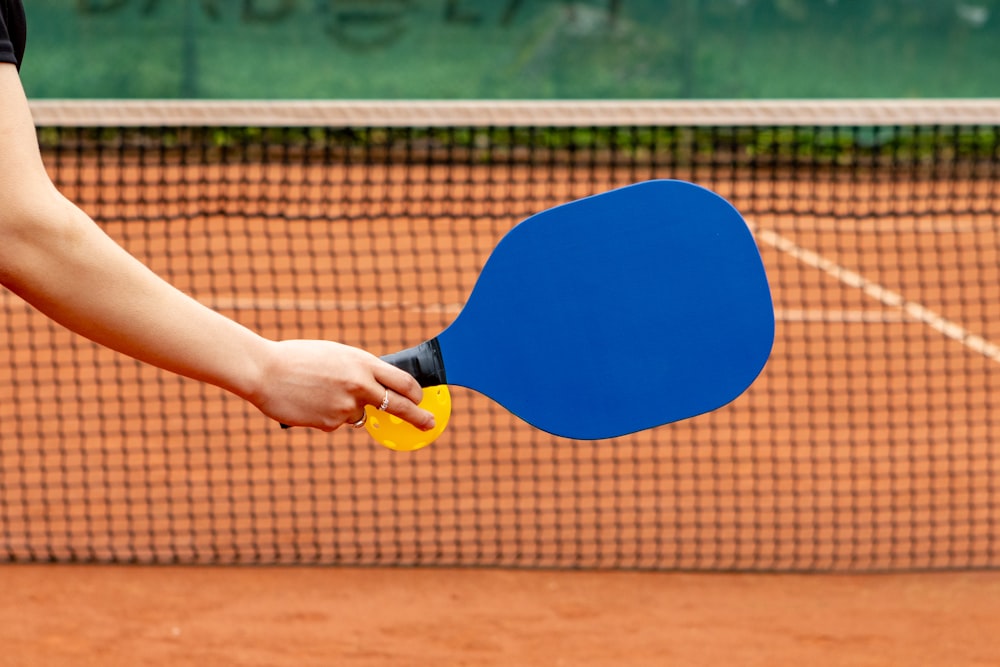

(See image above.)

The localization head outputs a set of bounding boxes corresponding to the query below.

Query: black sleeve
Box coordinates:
[0,0,27,70]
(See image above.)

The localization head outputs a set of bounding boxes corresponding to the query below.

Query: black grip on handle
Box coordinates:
[381,338,447,388]
[280,338,446,429]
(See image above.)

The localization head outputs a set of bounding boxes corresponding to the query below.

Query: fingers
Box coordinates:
[371,362,436,431]
[369,386,436,432]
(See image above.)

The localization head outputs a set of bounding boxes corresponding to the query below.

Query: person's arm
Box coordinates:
[0,64,434,432]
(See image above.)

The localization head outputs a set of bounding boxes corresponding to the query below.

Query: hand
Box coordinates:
[246,339,436,433]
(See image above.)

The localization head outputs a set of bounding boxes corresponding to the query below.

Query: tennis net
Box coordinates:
[3,99,999,570]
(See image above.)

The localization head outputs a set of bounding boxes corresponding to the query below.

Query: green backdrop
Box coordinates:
[19,0,1000,99]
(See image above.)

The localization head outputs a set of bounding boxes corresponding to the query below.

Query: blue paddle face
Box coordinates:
[433,179,774,440]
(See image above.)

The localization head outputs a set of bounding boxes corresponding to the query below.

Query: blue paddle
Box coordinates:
[370,179,774,447]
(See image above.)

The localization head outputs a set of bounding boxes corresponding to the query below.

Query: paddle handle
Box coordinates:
[381,338,447,388]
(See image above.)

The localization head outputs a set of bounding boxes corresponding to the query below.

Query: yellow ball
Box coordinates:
[365,385,451,451]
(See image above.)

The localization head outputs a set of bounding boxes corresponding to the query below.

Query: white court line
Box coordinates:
[776,309,909,323]
[204,296,905,326]
[207,299,897,324]
[205,296,464,315]
[766,218,998,235]
[212,298,902,324]
[756,227,1000,364]
[0,289,932,325]
[3,267,990,354]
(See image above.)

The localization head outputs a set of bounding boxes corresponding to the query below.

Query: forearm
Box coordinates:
[0,66,260,397]
[0,188,268,401]
[0,195,435,431]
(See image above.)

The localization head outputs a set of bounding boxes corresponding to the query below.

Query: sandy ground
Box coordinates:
[2,564,999,667]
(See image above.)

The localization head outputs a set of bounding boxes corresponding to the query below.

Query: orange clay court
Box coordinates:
[1,116,999,665]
